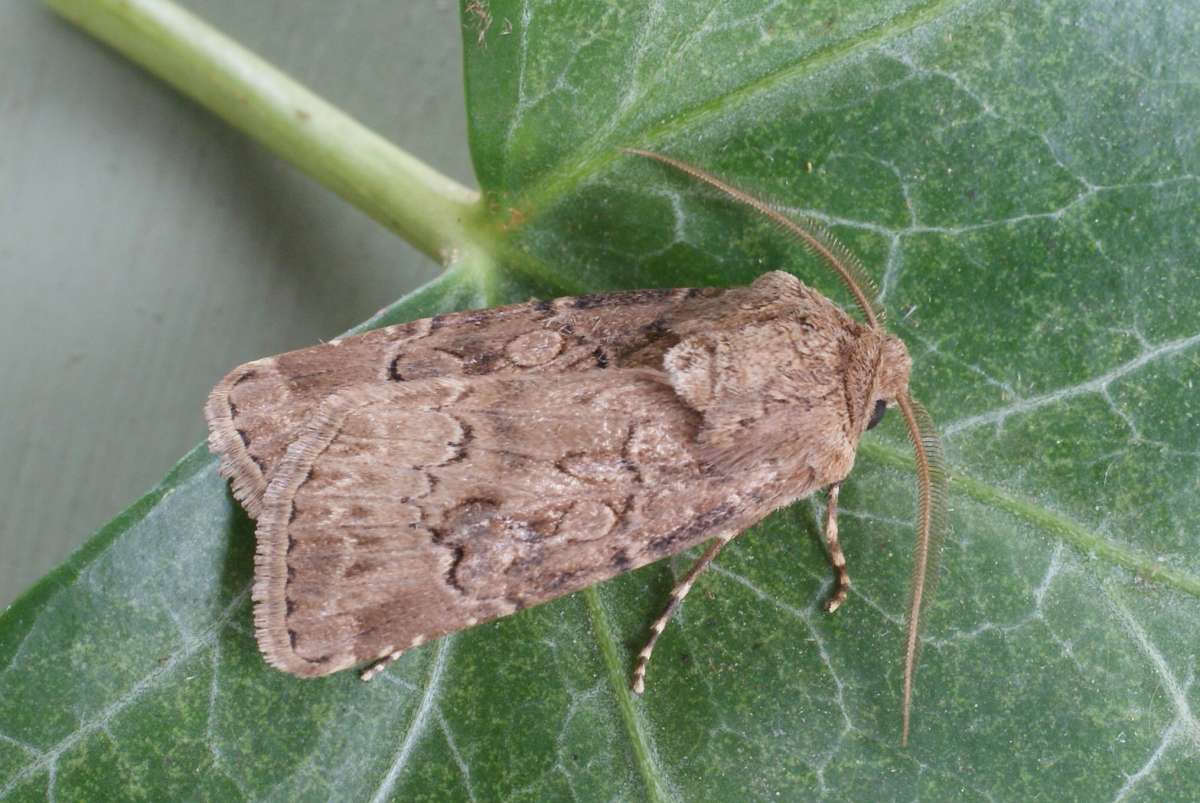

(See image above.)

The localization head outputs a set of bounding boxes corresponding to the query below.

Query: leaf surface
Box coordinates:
[4,1,1200,800]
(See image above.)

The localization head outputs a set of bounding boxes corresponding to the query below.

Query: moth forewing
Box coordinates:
[205,286,730,516]
[251,352,853,678]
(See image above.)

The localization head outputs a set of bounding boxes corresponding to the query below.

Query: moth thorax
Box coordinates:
[877,334,912,403]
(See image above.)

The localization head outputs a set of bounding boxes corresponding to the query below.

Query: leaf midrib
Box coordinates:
[511,0,978,217]
[583,586,672,803]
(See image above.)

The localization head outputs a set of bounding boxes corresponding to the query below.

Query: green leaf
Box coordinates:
[5,0,1200,800]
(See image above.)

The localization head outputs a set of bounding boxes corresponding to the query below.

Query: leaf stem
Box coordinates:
[45,0,487,267]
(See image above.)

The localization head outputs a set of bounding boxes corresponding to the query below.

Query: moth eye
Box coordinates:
[866,399,887,430]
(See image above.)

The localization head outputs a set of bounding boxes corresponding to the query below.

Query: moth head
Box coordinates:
[869,333,912,430]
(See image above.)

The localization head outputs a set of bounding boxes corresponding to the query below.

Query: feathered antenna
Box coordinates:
[627,148,948,746]
[623,148,884,329]
[895,393,948,747]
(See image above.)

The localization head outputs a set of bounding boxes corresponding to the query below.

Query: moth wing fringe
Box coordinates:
[204,362,271,517]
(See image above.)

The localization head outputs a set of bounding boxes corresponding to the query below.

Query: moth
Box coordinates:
[205,150,947,745]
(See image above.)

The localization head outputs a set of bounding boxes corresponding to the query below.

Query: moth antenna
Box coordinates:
[895,393,949,747]
[623,148,884,329]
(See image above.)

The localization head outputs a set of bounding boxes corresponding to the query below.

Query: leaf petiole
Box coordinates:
[44,0,491,270]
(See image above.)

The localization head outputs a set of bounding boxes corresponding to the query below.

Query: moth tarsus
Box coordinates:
[359,650,404,682]
[631,530,736,695]
[821,482,850,614]
[206,149,947,748]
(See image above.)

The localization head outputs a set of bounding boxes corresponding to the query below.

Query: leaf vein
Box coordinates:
[582,587,677,803]
[368,636,453,803]
[0,585,251,800]
[944,330,1200,436]
[1105,589,1200,748]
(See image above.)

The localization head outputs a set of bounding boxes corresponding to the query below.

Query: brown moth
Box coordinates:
[205,150,948,746]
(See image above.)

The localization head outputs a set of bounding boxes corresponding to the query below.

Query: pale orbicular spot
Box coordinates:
[558,500,617,541]
[504,329,564,366]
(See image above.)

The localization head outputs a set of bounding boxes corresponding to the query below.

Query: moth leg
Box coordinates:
[359,647,405,682]
[631,531,736,695]
[821,482,851,613]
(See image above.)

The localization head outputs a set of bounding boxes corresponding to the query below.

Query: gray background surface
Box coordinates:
[0,1,472,607]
